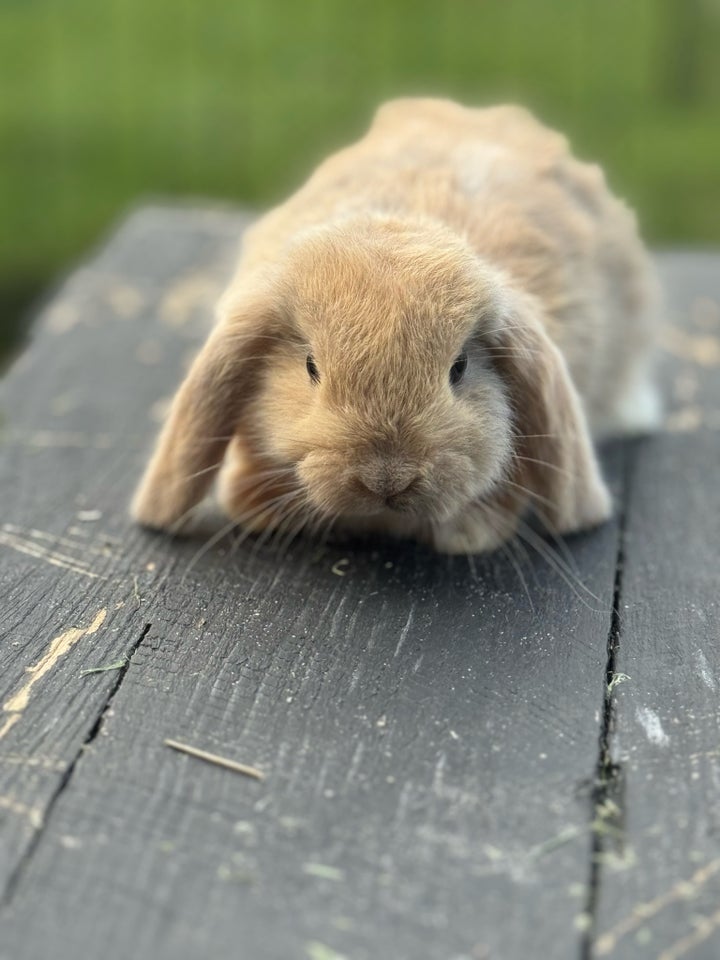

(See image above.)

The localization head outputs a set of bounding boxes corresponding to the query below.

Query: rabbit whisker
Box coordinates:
[181,516,242,582]
[232,488,305,534]
[248,494,312,560]
[272,501,319,559]
[514,521,600,609]
[503,478,557,512]
[185,435,236,446]
[230,489,309,557]
[180,460,227,483]
[484,501,599,609]
[469,504,534,610]
[513,453,576,479]
[501,480,582,576]
[223,466,298,495]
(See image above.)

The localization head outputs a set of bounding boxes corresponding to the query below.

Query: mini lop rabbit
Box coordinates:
[132,98,659,554]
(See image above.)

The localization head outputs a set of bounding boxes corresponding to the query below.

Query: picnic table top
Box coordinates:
[0,206,718,960]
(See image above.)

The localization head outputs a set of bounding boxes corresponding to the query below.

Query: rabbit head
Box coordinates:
[132,215,610,549]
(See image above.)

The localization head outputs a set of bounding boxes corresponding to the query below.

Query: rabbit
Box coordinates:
[131,98,661,554]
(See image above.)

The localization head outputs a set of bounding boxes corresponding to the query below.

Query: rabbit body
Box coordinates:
[132,99,660,553]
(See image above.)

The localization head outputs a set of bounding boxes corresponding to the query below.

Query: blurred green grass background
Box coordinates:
[1,0,719,354]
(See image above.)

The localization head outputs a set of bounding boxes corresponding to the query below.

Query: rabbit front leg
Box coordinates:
[430,496,522,555]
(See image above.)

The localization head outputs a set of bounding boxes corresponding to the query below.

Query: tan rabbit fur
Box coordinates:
[132,98,660,554]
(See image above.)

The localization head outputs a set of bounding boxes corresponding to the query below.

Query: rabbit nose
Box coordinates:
[355,462,421,501]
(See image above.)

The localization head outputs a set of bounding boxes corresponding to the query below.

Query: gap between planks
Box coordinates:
[581,445,635,959]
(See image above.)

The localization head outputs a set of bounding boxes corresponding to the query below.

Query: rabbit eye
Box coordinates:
[449,352,468,386]
[306,355,320,384]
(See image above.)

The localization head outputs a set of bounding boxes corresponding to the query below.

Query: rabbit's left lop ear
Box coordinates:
[489,293,612,534]
[131,286,281,530]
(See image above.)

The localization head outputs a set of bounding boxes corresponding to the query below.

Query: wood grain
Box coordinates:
[3,210,715,960]
[0,206,247,895]
[592,254,720,960]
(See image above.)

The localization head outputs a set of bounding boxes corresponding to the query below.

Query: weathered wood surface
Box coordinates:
[593,254,720,960]
[0,209,717,960]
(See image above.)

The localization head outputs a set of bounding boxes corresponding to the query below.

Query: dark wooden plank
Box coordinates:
[0,206,248,887]
[593,254,720,960]
[0,206,623,960]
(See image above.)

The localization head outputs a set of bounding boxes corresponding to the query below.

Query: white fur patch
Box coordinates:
[613,377,663,434]
[594,366,662,439]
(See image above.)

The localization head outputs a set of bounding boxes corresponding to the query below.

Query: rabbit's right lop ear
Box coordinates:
[489,292,613,535]
[131,288,280,530]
